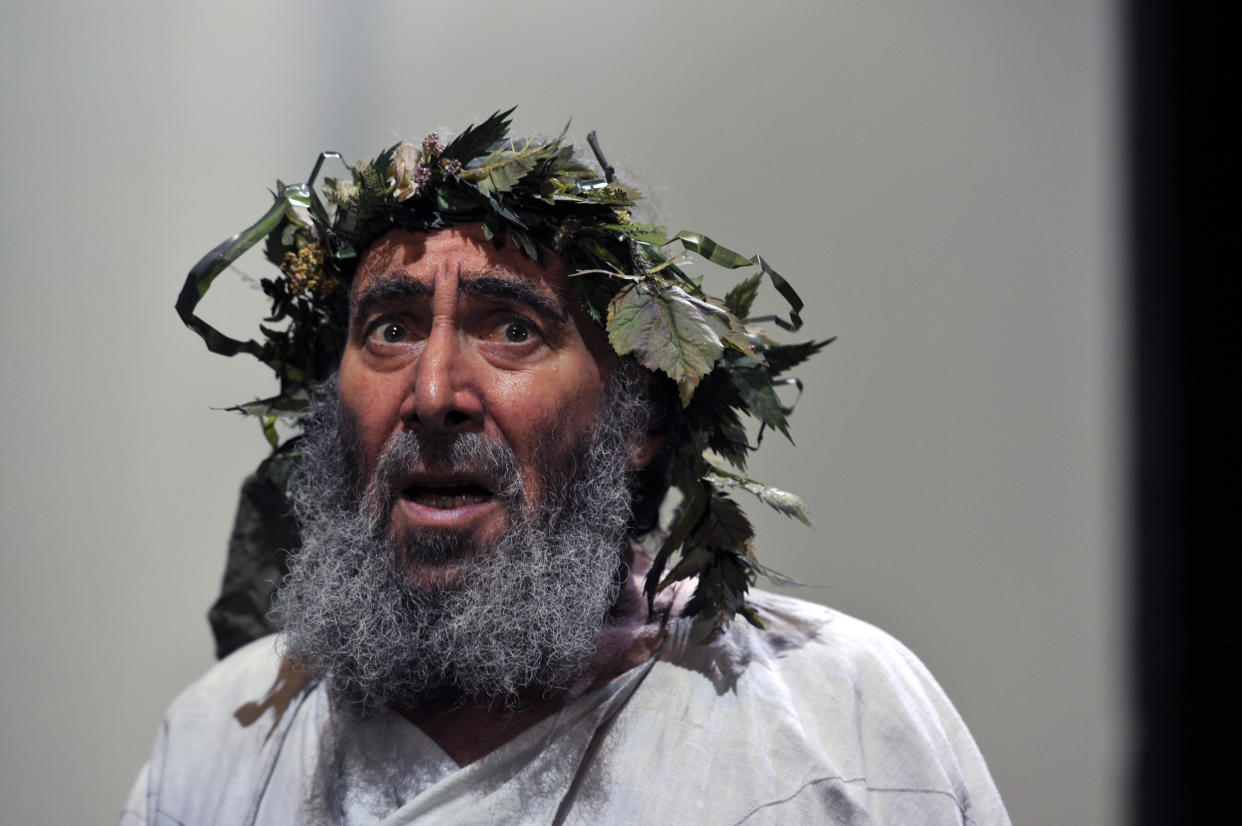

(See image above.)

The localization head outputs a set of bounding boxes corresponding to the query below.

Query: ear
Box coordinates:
[627,430,663,472]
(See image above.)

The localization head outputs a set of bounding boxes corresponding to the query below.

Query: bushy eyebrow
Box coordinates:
[458,274,567,325]
[351,277,432,332]
[351,268,568,332]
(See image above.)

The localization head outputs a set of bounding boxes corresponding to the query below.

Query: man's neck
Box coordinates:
[396,546,679,767]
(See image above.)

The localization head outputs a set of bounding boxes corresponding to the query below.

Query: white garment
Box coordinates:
[120,591,1009,825]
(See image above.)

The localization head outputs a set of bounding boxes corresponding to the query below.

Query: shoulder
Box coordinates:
[124,635,324,825]
[165,634,288,718]
[748,589,956,705]
[642,590,1009,824]
[661,589,939,699]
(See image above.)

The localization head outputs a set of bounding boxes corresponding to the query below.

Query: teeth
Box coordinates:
[407,484,491,509]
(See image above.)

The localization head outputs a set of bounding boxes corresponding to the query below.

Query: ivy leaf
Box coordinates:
[765,338,835,376]
[442,107,515,163]
[724,272,764,319]
[706,468,812,526]
[607,283,724,406]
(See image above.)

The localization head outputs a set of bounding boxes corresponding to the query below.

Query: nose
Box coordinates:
[404,321,484,433]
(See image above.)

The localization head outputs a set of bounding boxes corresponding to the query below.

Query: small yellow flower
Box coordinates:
[280,243,338,296]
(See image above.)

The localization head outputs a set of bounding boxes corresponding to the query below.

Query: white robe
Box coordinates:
[120,591,1010,825]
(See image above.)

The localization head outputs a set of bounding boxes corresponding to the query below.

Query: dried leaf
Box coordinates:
[706,468,812,526]
[225,389,311,419]
[465,144,541,197]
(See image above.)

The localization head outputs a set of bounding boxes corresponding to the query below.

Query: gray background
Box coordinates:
[0,1,1122,823]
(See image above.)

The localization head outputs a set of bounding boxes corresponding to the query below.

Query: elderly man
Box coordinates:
[122,110,1009,824]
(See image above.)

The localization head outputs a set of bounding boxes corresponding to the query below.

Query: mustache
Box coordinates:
[364,429,525,519]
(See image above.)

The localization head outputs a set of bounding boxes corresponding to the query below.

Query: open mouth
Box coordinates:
[402,481,494,510]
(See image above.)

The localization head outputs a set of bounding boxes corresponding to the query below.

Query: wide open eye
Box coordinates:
[501,320,531,344]
[369,319,410,344]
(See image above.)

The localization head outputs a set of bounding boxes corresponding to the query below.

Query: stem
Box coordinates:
[586,131,615,183]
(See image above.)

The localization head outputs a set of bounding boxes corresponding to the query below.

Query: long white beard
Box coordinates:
[274,372,648,713]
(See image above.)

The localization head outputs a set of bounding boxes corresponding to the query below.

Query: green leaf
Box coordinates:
[693,493,755,553]
[434,184,481,214]
[625,226,671,246]
[704,408,750,470]
[728,363,790,439]
[718,314,764,364]
[225,389,311,419]
[706,468,812,526]
[747,254,805,332]
[724,272,764,319]
[175,189,304,366]
[738,602,768,630]
[607,283,724,406]
[442,107,516,163]
[509,227,538,260]
[673,231,753,269]
[261,416,279,448]
[464,143,543,197]
[657,544,712,590]
[644,480,707,608]
[764,338,835,376]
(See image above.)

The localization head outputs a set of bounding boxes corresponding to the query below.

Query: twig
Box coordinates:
[586,131,616,183]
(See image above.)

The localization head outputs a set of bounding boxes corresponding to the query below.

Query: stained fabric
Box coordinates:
[122,591,1009,825]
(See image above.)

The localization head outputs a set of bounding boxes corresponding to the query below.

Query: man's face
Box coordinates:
[338,224,619,587]
[278,227,653,707]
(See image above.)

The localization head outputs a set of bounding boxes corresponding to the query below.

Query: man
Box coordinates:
[123,110,1009,824]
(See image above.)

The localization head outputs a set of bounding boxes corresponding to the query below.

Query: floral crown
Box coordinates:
[178,108,831,637]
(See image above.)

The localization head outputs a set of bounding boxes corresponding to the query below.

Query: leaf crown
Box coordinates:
[177,107,832,638]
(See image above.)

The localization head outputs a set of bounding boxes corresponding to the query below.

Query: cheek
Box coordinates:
[512,363,606,419]
[338,358,406,475]
[490,367,607,457]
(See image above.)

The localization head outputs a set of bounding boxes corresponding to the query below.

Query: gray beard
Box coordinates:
[274,371,648,713]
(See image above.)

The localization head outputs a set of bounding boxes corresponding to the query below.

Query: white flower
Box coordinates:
[390,142,422,202]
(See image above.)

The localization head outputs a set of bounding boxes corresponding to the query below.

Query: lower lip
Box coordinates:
[395,496,500,529]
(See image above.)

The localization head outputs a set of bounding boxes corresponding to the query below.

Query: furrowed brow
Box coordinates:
[351,275,433,330]
[459,273,568,325]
